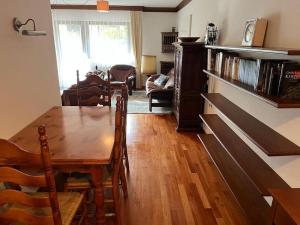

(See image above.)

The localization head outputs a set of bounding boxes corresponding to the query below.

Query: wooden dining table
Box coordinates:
[9,106,116,225]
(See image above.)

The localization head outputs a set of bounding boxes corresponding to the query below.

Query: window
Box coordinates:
[52,11,134,90]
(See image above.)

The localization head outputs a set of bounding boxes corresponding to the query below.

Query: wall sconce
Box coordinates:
[13,18,47,36]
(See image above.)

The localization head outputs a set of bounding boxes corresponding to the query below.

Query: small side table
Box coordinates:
[269,188,300,225]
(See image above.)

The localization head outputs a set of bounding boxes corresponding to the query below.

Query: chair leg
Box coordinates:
[127,81,133,96]
[82,192,89,225]
[149,95,152,112]
[123,141,130,174]
[113,185,122,225]
[133,78,136,91]
[128,88,133,96]
[120,165,128,199]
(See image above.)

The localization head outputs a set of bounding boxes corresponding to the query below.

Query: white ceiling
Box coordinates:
[50,0,182,7]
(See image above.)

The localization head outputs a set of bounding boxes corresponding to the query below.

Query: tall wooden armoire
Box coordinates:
[173,42,208,131]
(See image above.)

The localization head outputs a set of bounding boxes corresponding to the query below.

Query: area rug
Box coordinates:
[112,90,172,114]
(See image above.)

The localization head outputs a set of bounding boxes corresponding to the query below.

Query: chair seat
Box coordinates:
[65,167,113,189]
[1,192,83,225]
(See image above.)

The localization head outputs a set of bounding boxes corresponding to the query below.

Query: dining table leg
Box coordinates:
[91,165,105,225]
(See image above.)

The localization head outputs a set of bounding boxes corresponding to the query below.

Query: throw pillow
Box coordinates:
[154,74,169,87]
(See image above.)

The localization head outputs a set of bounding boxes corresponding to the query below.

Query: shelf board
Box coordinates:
[198,134,270,225]
[205,45,300,55]
[203,70,300,108]
[202,93,300,156]
[200,114,290,196]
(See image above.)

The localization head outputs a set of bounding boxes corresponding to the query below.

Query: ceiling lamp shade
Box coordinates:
[97,0,109,12]
[142,55,157,75]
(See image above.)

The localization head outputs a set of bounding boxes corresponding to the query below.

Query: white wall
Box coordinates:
[178,0,300,188]
[142,12,177,79]
[0,0,61,139]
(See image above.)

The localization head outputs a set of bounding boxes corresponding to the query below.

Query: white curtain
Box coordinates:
[130,11,143,89]
[52,10,135,90]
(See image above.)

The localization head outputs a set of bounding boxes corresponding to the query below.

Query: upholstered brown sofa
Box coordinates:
[146,68,174,112]
[109,65,136,95]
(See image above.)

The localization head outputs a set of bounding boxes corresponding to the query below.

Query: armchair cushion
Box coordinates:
[154,74,169,86]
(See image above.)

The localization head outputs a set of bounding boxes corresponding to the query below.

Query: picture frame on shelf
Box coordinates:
[241,18,268,47]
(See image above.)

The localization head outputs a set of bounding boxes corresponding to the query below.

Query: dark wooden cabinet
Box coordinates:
[173,42,208,131]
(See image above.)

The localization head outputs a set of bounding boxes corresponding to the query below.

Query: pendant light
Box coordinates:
[97,0,109,12]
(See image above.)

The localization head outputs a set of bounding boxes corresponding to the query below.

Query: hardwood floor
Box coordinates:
[119,114,249,225]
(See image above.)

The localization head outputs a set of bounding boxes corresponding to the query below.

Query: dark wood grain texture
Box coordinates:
[51,4,177,12]
[51,0,191,12]
[173,42,207,131]
[204,70,300,108]
[205,45,300,55]
[201,93,300,156]
[51,4,143,11]
[198,134,270,225]
[176,0,192,11]
[200,114,290,196]
[269,189,300,225]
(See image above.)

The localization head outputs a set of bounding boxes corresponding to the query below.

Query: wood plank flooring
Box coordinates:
[119,114,249,225]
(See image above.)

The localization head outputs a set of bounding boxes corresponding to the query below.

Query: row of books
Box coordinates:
[208,51,300,99]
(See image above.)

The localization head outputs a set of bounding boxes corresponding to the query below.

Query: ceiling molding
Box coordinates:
[176,0,192,11]
[51,4,145,11]
[51,0,191,12]
[143,7,177,13]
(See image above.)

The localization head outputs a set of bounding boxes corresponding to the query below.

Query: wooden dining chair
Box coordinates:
[76,71,111,107]
[110,82,130,174]
[120,84,129,174]
[64,96,128,225]
[0,126,88,225]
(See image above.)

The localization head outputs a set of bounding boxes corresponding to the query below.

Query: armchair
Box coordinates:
[109,64,136,95]
[146,68,174,112]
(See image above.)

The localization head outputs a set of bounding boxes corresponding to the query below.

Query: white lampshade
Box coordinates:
[142,55,157,74]
[97,0,109,12]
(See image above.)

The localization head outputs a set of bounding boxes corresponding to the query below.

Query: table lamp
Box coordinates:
[142,55,157,77]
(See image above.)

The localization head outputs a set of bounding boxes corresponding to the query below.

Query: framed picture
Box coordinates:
[241,18,268,47]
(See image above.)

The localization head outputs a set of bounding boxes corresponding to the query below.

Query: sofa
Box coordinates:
[146,68,174,112]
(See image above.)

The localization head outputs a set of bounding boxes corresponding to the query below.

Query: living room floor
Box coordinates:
[118,114,249,225]
[112,90,172,114]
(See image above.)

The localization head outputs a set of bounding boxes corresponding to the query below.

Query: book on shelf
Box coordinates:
[208,51,300,99]
[278,63,300,99]
[238,58,260,90]
[213,51,238,76]
[232,57,240,80]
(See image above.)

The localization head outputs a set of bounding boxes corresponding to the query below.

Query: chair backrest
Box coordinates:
[121,84,128,147]
[0,126,62,225]
[110,65,136,82]
[85,66,104,78]
[76,71,111,106]
[112,96,125,187]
